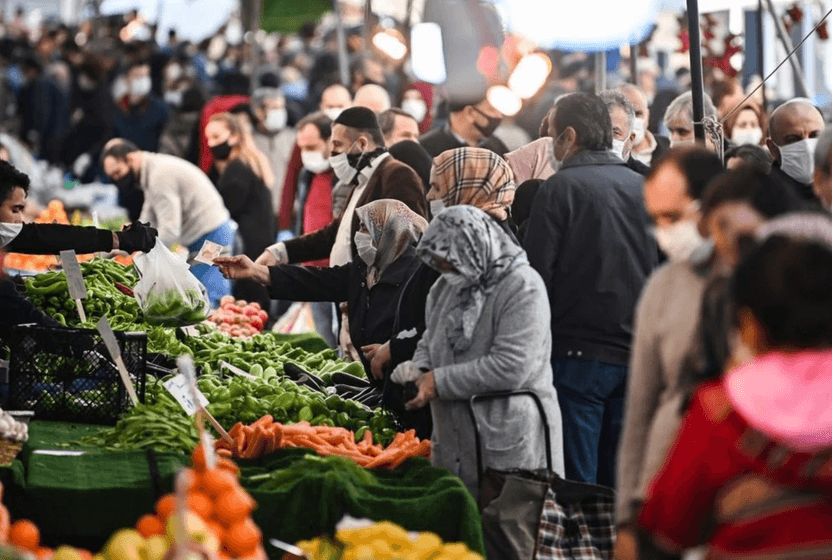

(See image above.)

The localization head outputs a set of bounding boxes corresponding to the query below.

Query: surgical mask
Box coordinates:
[429,199,445,216]
[632,117,646,145]
[164,90,183,107]
[354,231,377,266]
[323,108,343,122]
[328,141,361,183]
[552,130,569,169]
[652,220,708,263]
[301,150,330,174]
[611,139,627,160]
[402,99,427,123]
[731,127,763,146]
[0,222,22,247]
[210,140,233,161]
[264,108,287,132]
[165,64,183,82]
[776,137,818,185]
[670,139,695,149]
[129,76,152,100]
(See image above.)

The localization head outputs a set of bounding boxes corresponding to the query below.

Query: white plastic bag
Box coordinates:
[133,243,210,326]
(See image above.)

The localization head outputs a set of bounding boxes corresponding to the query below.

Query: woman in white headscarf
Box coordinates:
[392,205,564,497]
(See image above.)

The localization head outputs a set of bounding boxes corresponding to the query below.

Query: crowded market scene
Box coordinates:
[1,0,832,557]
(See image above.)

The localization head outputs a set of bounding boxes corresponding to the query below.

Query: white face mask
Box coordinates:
[552,130,569,169]
[0,222,22,246]
[670,139,695,149]
[323,107,344,122]
[776,137,818,185]
[401,99,427,123]
[301,150,330,174]
[429,199,445,216]
[632,117,646,145]
[165,64,183,82]
[354,231,377,267]
[731,127,763,146]
[328,140,361,184]
[653,220,708,263]
[264,108,287,132]
[129,76,152,100]
[164,90,183,107]
[611,139,627,160]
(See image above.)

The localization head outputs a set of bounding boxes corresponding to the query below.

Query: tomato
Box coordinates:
[243,306,259,317]
[249,316,264,331]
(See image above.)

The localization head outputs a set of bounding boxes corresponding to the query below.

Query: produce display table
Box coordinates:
[0,422,487,558]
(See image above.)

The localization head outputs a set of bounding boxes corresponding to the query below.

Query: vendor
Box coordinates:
[215,199,429,377]
[0,159,157,255]
[392,206,564,498]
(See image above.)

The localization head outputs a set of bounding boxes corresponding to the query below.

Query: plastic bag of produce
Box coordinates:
[133,243,210,326]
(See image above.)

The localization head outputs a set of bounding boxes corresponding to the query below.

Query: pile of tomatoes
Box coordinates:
[207,297,268,338]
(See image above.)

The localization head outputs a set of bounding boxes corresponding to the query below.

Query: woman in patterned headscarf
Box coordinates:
[428,147,517,226]
[389,205,564,497]
[215,199,428,377]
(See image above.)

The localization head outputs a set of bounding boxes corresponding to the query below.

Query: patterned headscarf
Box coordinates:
[355,199,429,287]
[417,206,528,353]
[429,147,516,220]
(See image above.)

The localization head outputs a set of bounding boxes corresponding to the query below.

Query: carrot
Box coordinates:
[415,440,431,458]
[251,415,274,429]
[363,429,374,445]
[216,448,233,458]
[228,423,246,439]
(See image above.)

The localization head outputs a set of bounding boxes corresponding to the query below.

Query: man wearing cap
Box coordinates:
[257,106,427,267]
[419,97,509,158]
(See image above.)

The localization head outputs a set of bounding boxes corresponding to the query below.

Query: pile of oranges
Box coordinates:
[134,445,265,560]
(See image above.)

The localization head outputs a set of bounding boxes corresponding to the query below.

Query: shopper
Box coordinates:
[250,88,296,217]
[524,92,657,487]
[617,83,670,167]
[205,113,276,311]
[766,98,826,203]
[394,205,564,498]
[638,214,832,559]
[419,98,509,158]
[215,199,428,376]
[378,108,420,147]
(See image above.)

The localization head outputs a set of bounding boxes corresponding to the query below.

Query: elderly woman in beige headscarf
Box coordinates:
[216,199,428,377]
[428,147,518,230]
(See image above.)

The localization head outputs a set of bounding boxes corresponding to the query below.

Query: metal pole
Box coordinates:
[332,0,351,87]
[594,50,606,93]
[363,0,372,50]
[629,44,638,84]
[757,0,767,111]
[248,0,262,92]
[687,0,706,144]
[762,0,810,98]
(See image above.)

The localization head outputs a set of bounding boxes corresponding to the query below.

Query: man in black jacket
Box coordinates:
[523,93,658,487]
[419,97,508,158]
[765,98,826,204]
[600,90,650,176]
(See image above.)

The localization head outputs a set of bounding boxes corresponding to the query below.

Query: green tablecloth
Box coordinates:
[0,422,486,558]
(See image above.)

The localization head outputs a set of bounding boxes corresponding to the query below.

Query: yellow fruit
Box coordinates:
[53,546,83,560]
[142,536,169,560]
[165,512,208,543]
[200,533,219,555]
[103,529,145,560]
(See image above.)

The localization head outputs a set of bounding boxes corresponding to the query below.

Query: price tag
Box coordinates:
[220,360,256,380]
[60,250,87,323]
[179,325,201,338]
[96,317,140,406]
[193,240,224,265]
[92,211,99,229]
[178,355,233,442]
[163,373,209,416]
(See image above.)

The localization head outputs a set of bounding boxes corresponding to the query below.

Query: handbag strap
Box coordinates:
[467,390,553,483]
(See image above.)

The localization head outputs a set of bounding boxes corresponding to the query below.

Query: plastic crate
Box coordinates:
[7,325,147,425]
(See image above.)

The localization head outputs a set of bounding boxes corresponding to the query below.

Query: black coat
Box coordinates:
[213,159,276,259]
[0,278,59,341]
[267,245,423,375]
[419,124,509,158]
[769,164,821,205]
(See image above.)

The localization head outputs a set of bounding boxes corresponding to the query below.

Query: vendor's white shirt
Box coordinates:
[329,152,390,266]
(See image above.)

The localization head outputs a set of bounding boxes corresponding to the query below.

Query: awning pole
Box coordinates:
[333,0,351,86]
[687,0,706,144]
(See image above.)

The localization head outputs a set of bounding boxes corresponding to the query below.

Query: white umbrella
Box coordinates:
[98,0,237,43]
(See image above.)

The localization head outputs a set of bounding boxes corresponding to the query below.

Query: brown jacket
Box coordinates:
[283,155,428,264]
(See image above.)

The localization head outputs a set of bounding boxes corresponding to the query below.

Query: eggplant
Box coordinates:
[330,371,370,389]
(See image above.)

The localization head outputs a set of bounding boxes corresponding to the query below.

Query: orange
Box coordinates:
[155,494,177,520]
[187,492,213,521]
[192,445,207,472]
[206,521,225,540]
[198,470,237,499]
[36,547,52,560]
[221,518,261,558]
[76,549,93,560]
[136,514,165,538]
[8,520,40,551]
[213,487,255,526]
[216,458,241,477]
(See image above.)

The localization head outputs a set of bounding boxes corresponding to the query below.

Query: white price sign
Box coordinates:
[163,373,209,416]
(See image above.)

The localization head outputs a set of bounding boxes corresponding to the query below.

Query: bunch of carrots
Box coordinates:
[216,415,431,469]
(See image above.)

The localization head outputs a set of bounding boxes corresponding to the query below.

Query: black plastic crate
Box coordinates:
[7,325,147,425]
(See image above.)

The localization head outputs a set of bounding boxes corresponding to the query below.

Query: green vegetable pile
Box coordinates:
[142,288,208,327]
[76,401,199,452]
[246,453,379,491]
[24,258,140,328]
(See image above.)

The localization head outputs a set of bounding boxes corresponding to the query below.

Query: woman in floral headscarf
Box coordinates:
[215,199,428,375]
[390,205,564,497]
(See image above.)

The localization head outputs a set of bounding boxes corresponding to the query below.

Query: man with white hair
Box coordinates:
[767,98,826,202]
[250,87,296,217]
[600,90,649,175]
[616,83,670,167]
[662,91,718,150]
[353,84,391,114]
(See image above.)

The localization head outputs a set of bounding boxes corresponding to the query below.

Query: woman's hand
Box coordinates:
[405,371,437,410]
[362,341,392,380]
[214,255,272,286]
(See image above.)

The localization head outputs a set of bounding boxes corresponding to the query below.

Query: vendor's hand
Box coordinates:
[116,221,158,253]
[405,371,436,411]
[362,342,391,380]
[214,255,272,286]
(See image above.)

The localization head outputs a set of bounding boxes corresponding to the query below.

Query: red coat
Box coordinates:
[302,170,333,267]
[198,95,250,173]
[639,381,832,559]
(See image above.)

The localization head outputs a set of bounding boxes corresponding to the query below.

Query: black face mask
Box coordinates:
[114,171,136,191]
[210,141,233,161]
[472,107,502,138]
[347,147,386,174]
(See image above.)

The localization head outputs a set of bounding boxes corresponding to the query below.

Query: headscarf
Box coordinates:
[429,147,516,221]
[417,206,528,353]
[389,140,433,193]
[355,199,429,287]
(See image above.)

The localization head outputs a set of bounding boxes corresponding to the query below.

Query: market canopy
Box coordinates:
[98,0,236,43]
[260,0,332,34]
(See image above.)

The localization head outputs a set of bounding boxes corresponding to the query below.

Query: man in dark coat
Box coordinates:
[523,93,658,487]
[419,97,509,158]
